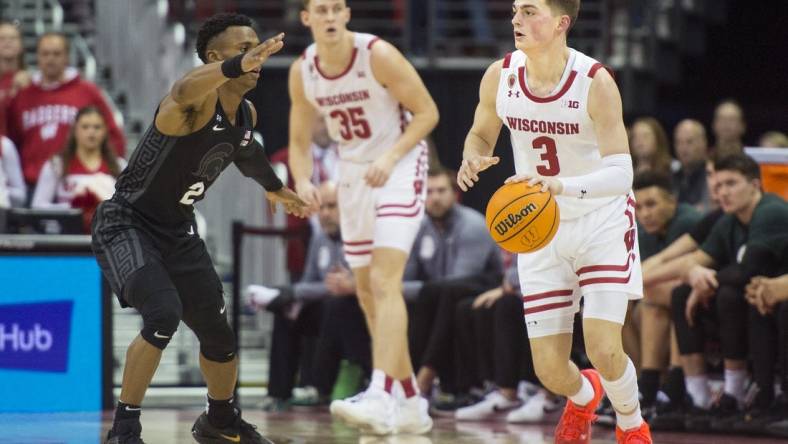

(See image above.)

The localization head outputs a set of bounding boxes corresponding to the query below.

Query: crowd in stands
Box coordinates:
[0,21,126,233]
[251,97,788,439]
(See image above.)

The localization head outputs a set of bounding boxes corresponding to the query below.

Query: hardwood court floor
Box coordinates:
[1,409,786,444]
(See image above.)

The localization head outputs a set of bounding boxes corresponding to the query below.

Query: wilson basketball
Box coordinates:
[485,182,560,254]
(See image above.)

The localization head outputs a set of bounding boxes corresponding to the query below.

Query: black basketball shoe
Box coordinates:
[105,418,145,444]
[191,411,273,444]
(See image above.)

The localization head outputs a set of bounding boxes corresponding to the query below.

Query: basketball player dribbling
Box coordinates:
[287,0,439,435]
[458,1,652,443]
[93,14,307,444]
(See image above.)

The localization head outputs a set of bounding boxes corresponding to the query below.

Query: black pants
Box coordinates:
[312,296,372,396]
[267,301,322,400]
[455,293,536,392]
[409,275,500,392]
[672,283,747,360]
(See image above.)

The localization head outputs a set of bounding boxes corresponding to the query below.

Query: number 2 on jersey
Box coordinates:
[532,136,560,176]
[330,107,371,141]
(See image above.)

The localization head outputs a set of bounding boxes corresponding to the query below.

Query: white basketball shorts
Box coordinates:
[517,193,643,338]
[338,143,428,268]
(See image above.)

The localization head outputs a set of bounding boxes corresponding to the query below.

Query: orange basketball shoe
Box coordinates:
[615,422,653,443]
[554,369,604,444]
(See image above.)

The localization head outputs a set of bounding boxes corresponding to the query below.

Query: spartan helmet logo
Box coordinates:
[193,143,234,182]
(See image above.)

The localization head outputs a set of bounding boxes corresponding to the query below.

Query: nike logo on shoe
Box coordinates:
[125,406,141,411]
[153,331,170,339]
[219,433,241,442]
[187,226,195,235]
[220,305,226,314]
[213,124,225,132]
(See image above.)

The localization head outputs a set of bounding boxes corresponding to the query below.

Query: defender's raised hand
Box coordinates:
[266,186,309,218]
[241,33,285,72]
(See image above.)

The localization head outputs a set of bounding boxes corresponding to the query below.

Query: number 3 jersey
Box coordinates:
[496,48,617,220]
[301,33,415,163]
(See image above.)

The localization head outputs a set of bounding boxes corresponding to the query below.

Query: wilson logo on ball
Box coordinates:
[485,182,560,254]
[494,203,538,236]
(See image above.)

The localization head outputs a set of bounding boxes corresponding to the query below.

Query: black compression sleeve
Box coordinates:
[234,140,284,191]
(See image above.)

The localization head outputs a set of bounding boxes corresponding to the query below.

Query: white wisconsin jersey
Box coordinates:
[496,48,617,219]
[301,33,412,163]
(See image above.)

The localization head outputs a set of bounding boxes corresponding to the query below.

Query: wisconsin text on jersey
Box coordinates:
[504,117,580,135]
[315,90,371,107]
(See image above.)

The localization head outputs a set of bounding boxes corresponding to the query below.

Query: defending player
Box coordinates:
[288,0,439,435]
[457,1,651,443]
[94,14,306,444]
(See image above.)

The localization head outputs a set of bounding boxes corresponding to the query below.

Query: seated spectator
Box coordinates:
[453,251,559,423]
[7,32,125,189]
[631,171,701,412]
[759,131,788,148]
[0,135,25,207]
[630,117,673,175]
[407,166,502,397]
[31,106,125,232]
[646,153,788,432]
[272,114,338,280]
[673,119,711,211]
[712,99,746,157]
[246,181,370,410]
[0,20,30,136]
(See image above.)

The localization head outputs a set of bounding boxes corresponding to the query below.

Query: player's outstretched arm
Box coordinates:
[365,40,439,187]
[170,33,284,106]
[458,60,504,191]
[287,58,321,214]
[155,34,285,136]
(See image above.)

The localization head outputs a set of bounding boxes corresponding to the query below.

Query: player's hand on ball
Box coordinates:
[241,33,285,72]
[457,155,499,191]
[364,153,396,188]
[505,174,563,195]
[266,187,308,218]
[294,179,321,215]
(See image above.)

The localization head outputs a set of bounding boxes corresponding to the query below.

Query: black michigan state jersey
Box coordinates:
[112,99,282,226]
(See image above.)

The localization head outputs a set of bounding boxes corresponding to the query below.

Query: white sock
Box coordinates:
[685,375,711,409]
[600,359,643,431]
[371,369,387,391]
[724,369,747,403]
[568,373,595,407]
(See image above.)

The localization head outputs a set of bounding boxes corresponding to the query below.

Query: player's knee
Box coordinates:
[139,294,182,350]
[198,320,237,362]
[369,267,397,297]
[584,333,625,377]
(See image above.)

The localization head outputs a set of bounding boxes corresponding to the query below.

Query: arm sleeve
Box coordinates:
[233,139,284,191]
[30,160,68,209]
[1,137,26,206]
[90,84,126,156]
[558,153,633,199]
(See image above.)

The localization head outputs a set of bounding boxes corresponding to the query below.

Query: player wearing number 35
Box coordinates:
[288,0,439,436]
[457,1,652,443]
[92,13,307,444]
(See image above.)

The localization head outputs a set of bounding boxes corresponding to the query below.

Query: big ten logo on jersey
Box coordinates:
[562,99,580,109]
